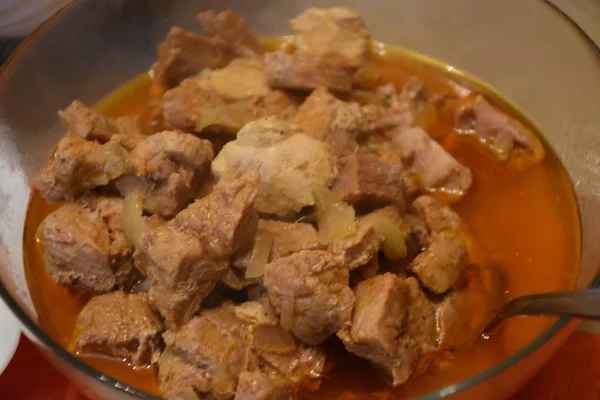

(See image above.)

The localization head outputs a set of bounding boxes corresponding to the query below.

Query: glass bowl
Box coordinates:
[0,1,599,399]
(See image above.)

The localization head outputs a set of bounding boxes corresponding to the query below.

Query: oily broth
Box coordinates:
[23,41,580,399]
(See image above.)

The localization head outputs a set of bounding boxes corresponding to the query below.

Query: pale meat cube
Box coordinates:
[155,27,228,88]
[291,7,370,69]
[42,203,115,293]
[263,249,354,345]
[75,292,162,366]
[329,222,383,270]
[211,117,337,217]
[412,195,461,235]
[390,126,472,199]
[197,9,264,58]
[338,273,415,386]
[409,231,466,294]
[117,130,215,218]
[162,78,226,132]
[235,371,292,400]
[248,90,299,122]
[59,100,119,142]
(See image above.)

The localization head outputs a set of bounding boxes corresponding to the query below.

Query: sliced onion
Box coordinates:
[221,268,244,290]
[157,346,173,377]
[195,102,249,133]
[87,142,130,186]
[362,211,409,260]
[123,190,147,247]
[254,324,296,353]
[314,186,355,244]
[280,290,295,331]
[181,387,199,400]
[245,230,274,279]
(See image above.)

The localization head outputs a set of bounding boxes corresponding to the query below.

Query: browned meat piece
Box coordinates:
[332,150,405,208]
[212,117,337,217]
[162,78,225,132]
[42,203,115,293]
[412,195,461,236]
[80,195,139,289]
[58,100,119,142]
[74,291,162,366]
[338,273,415,386]
[263,249,354,345]
[160,301,324,399]
[403,277,438,355]
[174,170,260,258]
[155,27,227,88]
[398,77,433,116]
[36,136,100,203]
[264,7,369,92]
[295,87,343,142]
[265,51,356,93]
[232,220,320,269]
[118,130,214,218]
[264,8,368,93]
[135,172,259,327]
[329,222,383,270]
[206,58,269,102]
[162,304,257,398]
[235,371,292,400]
[248,90,299,121]
[455,96,544,161]
[408,231,466,294]
[137,224,227,328]
[115,115,146,137]
[389,126,472,199]
[197,9,264,58]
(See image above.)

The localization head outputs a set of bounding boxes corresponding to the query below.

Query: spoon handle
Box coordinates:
[483,288,600,335]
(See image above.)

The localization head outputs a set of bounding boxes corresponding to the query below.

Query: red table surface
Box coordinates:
[2,331,600,400]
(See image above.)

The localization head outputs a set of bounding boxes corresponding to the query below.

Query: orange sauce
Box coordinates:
[23,43,580,398]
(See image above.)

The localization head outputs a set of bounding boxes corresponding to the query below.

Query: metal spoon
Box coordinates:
[482,288,600,337]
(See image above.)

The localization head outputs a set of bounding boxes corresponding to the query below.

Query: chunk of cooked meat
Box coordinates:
[332,149,406,208]
[135,171,259,327]
[79,195,139,289]
[329,222,383,270]
[197,9,264,58]
[160,301,324,399]
[412,195,461,236]
[265,52,356,93]
[42,203,115,293]
[117,130,215,218]
[74,292,162,366]
[398,77,433,116]
[338,273,415,386]
[162,78,226,132]
[403,277,438,356]
[162,304,257,398]
[155,27,228,88]
[36,136,101,203]
[265,7,369,92]
[235,371,292,400]
[59,100,120,142]
[408,231,466,294]
[263,249,354,345]
[248,90,299,121]
[232,220,321,269]
[455,96,544,162]
[389,126,472,199]
[212,117,337,217]
[174,169,260,257]
[206,58,269,101]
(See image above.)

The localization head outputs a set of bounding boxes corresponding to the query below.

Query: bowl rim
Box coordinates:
[0,1,598,399]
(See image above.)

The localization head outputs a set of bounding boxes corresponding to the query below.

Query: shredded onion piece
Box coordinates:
[87,142,130,186]
[245,230,274,279]
[157,346,173,377]
[195,102,249,132]
[123,190,147,247]
[314,186,356,244]
[362,212,409,260]
[221,268,244,290]
[280,290,295,332]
